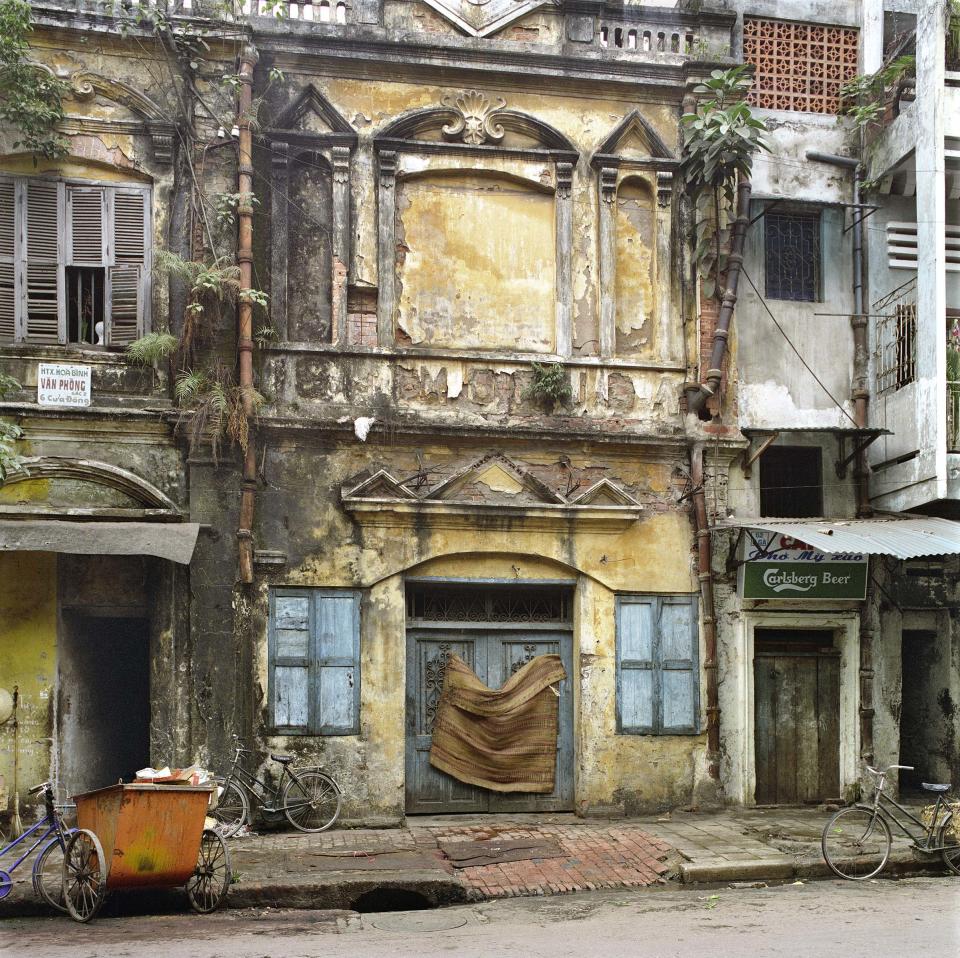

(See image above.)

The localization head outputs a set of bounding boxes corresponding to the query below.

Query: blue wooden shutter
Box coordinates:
[616,596,655,733]
[659,596,699,733]
[270,590,312,731]
[313,590,360,735]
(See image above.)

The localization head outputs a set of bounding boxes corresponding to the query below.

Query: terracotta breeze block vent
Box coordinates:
[744,17,859,115]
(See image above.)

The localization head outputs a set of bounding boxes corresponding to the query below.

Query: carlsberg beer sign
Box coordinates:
[740,529,868,600]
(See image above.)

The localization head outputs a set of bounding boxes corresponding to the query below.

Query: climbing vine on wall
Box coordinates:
[0,0,68,160]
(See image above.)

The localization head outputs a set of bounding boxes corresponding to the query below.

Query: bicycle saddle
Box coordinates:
[921,782,951,792]
[271,753,294,764]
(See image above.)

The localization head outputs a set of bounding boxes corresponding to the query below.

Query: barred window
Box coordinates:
[764,210,821,302]
[744,17,859,114]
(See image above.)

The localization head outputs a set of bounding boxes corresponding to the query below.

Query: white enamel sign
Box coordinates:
[37,363,92,407]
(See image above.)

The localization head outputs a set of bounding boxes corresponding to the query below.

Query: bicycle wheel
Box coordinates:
[62,829,106,922]
[33,832,75,912]
[186,829,232,913]
[939,819,960,876]
[210,777,249,838]
[282,770,341,833]
[822,805,892,880]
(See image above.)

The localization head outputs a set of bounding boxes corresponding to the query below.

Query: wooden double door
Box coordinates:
[754,629,840,805]
[405,628,574,814]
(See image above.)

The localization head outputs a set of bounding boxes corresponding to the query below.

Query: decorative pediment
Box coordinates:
[593,110,676,166]
[568,478,641,508]
[341,469,417,501]
[273,84,357,140]
[427,454,566,505]
[0,457,182,519]
[417,0,552,39]
[376,92,577,156]
[65,71,175,164]
[341,454,642,532]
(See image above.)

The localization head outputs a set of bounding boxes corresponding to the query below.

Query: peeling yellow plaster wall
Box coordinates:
[396,172,556,352]
[0,553,57,819]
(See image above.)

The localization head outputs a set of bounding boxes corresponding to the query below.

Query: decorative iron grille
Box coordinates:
[406,585,572,624]
[744,17,859,114]
[874,278,917,395]
[764,210,821,302]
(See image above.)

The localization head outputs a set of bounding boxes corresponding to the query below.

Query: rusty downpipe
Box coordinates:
[686,178,753,414]
[236,45,258,585]
[690,442,720,779]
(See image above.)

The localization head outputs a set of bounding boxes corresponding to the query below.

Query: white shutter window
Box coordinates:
[0,179,14,341]
[108,264,142,345]
[25,181,63,344]
[67,186,106,265]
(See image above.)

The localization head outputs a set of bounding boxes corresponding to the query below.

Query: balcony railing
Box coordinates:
[949,383,960,453]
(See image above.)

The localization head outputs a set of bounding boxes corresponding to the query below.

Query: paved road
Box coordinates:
[2,877,957,957]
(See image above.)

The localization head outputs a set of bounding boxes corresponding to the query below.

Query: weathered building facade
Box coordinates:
[2,0,957,830]
[0,0,742,825]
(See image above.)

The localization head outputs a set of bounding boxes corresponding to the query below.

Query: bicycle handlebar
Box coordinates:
[866,764,914,776]
[28,781,52,796]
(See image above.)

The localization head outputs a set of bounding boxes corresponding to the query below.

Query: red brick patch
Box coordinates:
[428,824,675,900]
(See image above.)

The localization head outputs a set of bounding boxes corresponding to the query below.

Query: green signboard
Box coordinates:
[741,561,868,600]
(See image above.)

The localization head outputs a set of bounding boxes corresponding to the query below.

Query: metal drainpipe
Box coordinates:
[805,151,871,517]
[690,443,721,780]
[236,46,259,585]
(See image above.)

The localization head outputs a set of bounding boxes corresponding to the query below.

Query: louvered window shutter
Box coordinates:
[0,178,15,341]
[108,189,148,346]
[25,181,63,344]
[67,185,106,265]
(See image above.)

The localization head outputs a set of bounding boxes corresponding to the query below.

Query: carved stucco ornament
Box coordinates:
[441,90,506,146]
[418,0,551,39]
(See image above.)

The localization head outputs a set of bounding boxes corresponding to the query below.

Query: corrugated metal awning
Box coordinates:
[0,520,200,565]
[713,516,960,560]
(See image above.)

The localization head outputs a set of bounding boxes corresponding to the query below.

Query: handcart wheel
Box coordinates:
[0,869,12,900]
[62,829,106,922]
[33,831,76,912]
[186,829,232,914]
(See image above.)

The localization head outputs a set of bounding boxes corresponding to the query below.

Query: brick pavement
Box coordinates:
[413,823,673,899]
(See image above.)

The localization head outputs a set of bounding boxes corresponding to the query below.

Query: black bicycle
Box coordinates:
[211,737,341,837]
[822,763,960,880]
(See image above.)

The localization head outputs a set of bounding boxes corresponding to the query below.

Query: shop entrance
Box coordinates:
[899,629,949,794]
[754,628,840,805]
[404,583,574,814]
[58,614,150,796]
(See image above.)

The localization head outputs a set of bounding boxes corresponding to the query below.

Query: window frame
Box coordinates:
[0,172,152,348]
[763,207,823,303]
[759,445,824,518]
[268,587,362,736]
[615,593,700,736]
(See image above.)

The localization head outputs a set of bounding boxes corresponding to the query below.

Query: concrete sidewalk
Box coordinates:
[1,805,950,917]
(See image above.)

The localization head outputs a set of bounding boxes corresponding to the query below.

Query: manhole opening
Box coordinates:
[351,888,434,913]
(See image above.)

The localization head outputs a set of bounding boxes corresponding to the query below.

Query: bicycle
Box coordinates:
[821,763,960,880]
[210,737,341,837]
[0,781,77,911]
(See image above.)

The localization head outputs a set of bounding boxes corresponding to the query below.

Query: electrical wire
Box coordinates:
[740,266,861,429]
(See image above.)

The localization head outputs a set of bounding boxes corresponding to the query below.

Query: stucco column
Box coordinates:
[597,166,617,359]
[915,1,948,497]
[376,150,398,347]
[656,171,675,363]
[555,161,574,358]
[331,145,351,345]
[270,140,290,341]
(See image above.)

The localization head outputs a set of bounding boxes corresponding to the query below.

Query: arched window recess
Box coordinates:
[262,84,358,344]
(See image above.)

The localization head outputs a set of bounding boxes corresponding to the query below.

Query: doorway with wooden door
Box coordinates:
[753,628,840,805]
[404,582,575,814]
